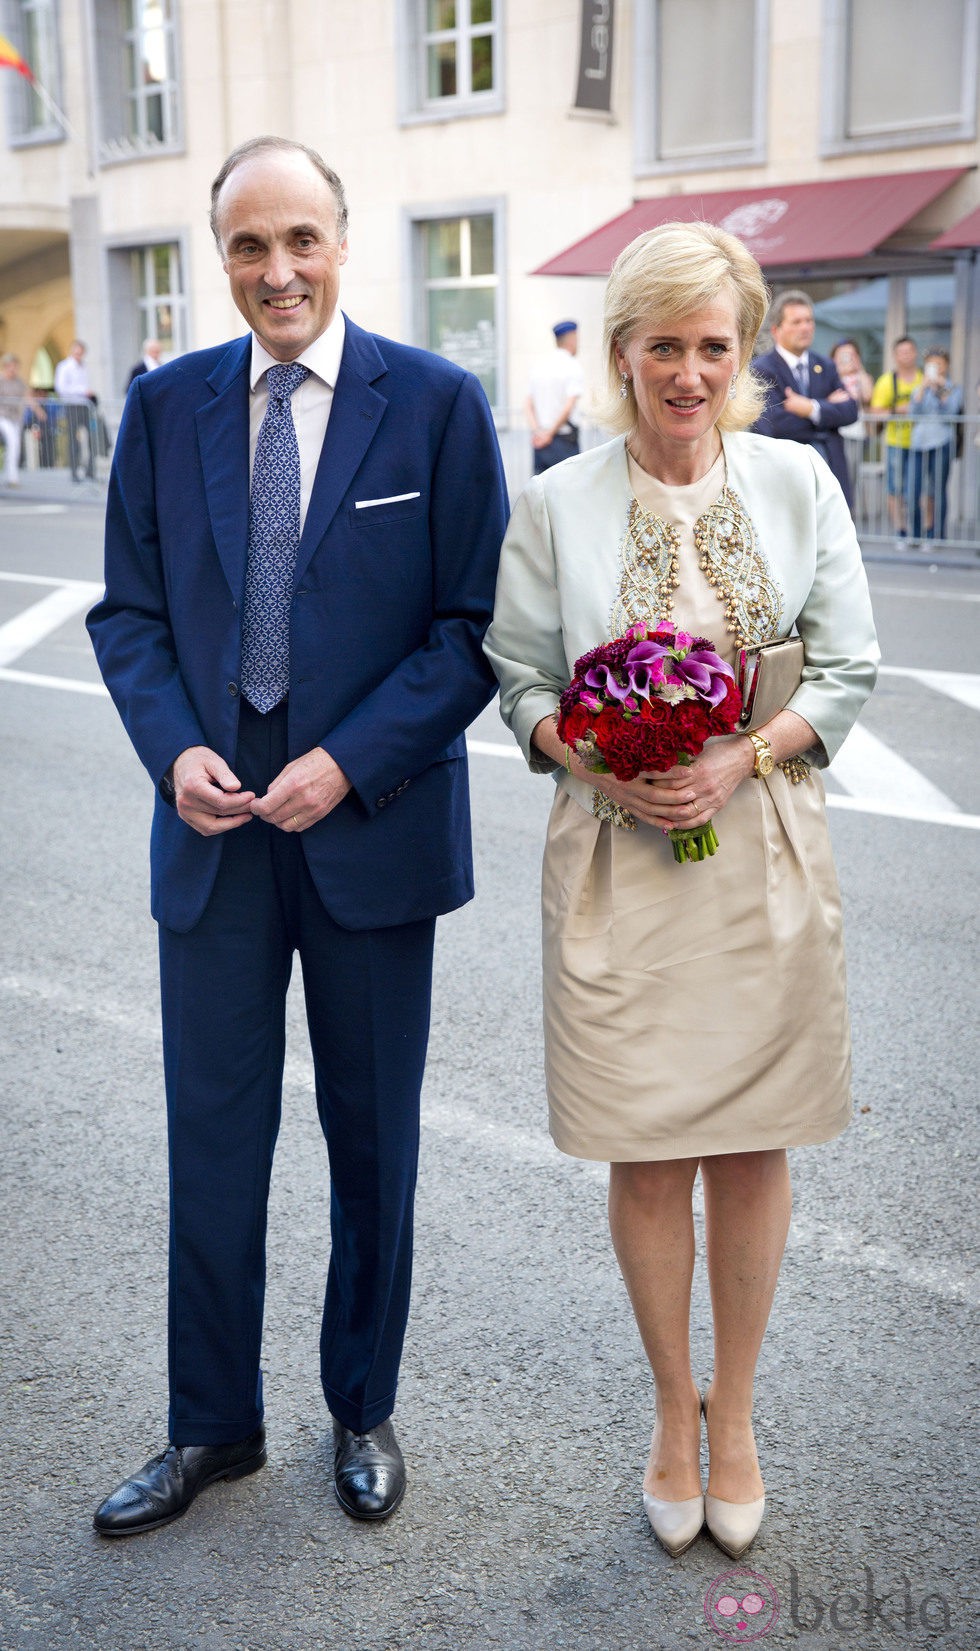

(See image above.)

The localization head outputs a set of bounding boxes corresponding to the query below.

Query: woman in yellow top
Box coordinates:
[870,337,924,544]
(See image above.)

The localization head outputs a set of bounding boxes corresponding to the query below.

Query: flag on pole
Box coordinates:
[0,34,34,79]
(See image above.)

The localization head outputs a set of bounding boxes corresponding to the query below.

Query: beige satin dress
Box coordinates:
[542,452,853,1162]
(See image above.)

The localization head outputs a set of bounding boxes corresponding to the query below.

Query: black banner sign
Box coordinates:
[574,0,615,113]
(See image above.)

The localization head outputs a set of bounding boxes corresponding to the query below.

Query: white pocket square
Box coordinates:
[355,491,421,509]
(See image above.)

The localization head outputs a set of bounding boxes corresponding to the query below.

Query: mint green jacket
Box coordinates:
[484,432,879,806]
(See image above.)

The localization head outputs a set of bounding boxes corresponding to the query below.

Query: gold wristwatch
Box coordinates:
[746,730,775,778]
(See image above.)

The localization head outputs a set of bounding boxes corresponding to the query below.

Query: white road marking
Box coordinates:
[869,583,980,603]
[464,735,980,830]
[0,504,68,516]
[824,793,979,830]
[0,570,100,589]
[467,737,523,760]
[0,666,108,695]
[878,664,980,713]
[0,571,977,830]
[0,583,102,667]
[827,722,959,813]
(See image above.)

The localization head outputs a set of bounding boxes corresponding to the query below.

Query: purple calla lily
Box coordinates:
[584,630,734,708]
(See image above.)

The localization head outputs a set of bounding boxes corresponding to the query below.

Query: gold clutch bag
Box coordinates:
[736,636,805,730]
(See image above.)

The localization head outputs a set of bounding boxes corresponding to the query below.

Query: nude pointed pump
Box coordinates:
[701,1388,765,1558]
[704,1491,766,1560]
[643,1490,705,1558]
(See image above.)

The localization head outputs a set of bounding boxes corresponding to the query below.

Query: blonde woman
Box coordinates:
[485,223,878,1560]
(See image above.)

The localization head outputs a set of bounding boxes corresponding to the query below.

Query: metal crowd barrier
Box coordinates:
[497,412,980,552]
[18,398,113,480]
[844,412,979,550]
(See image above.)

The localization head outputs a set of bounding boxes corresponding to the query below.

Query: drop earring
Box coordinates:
[729,372,739,400]
[620,372,630,400]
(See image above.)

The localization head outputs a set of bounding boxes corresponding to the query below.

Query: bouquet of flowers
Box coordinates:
[557,620,743,863]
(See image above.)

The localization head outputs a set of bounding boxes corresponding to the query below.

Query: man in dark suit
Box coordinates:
[125,337,162,389]
[752,289,858,508]
[87,136,508,1536]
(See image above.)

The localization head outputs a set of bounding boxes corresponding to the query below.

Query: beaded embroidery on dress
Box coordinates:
[596,468,808,824]
[609,485,782,652]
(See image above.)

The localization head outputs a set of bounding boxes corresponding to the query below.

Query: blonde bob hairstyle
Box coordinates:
[599,220,770,436]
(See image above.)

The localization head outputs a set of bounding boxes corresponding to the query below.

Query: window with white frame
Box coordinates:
[133,242,186,356]
[635,0,767,172]
[6,0,63,144]
[401,0,502,120]
[823,0,979,152]
[108,239,187,390]
[95,0,181,160]
[414,211,501,408]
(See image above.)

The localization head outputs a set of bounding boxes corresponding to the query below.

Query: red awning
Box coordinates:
[930,204,980,249]
[533,168,968,276]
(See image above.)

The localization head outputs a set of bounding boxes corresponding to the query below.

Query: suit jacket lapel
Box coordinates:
[293,317,389,588]
[197,336,251,600]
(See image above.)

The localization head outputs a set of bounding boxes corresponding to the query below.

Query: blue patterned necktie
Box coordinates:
[240,360,310,712]
[794,360,809,395]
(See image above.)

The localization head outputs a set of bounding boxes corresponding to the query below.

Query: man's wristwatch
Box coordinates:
[745,730,775,778]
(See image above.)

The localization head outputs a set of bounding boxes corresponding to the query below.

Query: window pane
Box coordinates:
[471,0,494,23]
[468,214,495,276]
[427,289,496,404]
[154,303,174,348]
[847,0,965,135]
[427,0,455,28]
[145,89,164,141]
[427,41,456,97]
[658,0,755,158]
[424,220,462,279]
[152,243,172,288]
[471,33,493,93]
[124,38,139,95]
[142,30,167,89]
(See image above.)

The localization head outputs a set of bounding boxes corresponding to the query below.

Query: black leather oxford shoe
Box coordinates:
[93,1427,267,1536]
[332,1417,406,1521]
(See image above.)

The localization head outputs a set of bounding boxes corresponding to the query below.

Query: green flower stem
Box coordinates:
[667,821,720,864]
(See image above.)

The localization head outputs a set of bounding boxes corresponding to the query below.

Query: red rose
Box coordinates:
[707,676,743,735]
[558,702,591,745]
[638,695,672,732]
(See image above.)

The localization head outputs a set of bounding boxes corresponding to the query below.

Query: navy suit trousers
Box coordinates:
[158,698,435,1443]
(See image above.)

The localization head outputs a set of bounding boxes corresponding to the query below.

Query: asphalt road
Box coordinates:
[1,484,978,1651]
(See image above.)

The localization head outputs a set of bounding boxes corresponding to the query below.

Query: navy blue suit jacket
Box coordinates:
[88,317,509,934]
[752,348,857,507]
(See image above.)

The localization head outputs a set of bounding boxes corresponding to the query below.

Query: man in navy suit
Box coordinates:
[87,136,507,1535]
[752,289,858,508]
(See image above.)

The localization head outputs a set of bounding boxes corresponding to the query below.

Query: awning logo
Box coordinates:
[718,200,789,247]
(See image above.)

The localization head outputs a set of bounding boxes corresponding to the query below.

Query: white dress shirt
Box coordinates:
[775,343,821,425]
[248,308,347,533]
[54,355,91,404]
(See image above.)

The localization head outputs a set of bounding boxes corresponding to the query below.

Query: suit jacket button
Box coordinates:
[377,797,387,809]
[227,682,239,697]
